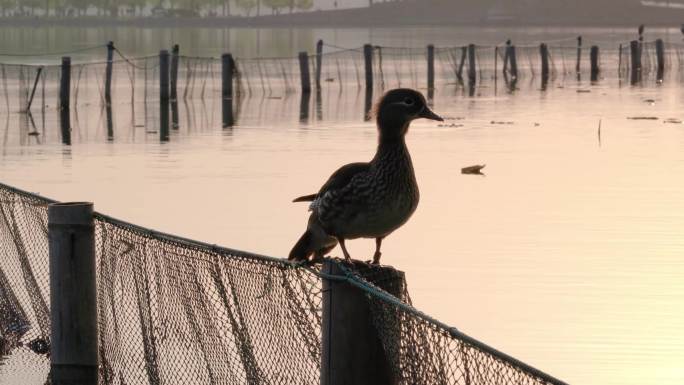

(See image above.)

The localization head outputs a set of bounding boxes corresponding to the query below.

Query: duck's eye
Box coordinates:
[404,98,415,105]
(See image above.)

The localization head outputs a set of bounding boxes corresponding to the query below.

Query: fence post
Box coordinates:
[630,40,641,84]
[159,50,170,141]
[590,45,599,82]
[299,51,311,94]
[655,38,665,82]
[364,44,373,90]
[456,46,466,83]
[170,44,179,101]
[59,57,71,145]
[427,44,435,91]
[618,43,623,76]
[540,43,549,82]
[105,41,114,106]
[321,259,404,385]
[316,39,323,89]
[576,36,582,74]
[222,53,234,127]
[467,43,476,84]
[49,202,97,385]
[508,45,518,79]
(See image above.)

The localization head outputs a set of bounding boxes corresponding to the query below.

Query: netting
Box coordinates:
[0,180,567,385]
[3,38,684,115]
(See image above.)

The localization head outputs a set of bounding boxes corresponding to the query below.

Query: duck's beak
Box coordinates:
[418,106,444,122]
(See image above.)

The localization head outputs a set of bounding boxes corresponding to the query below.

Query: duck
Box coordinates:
[288,88,443,264]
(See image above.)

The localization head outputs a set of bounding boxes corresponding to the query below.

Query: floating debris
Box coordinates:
[627,116,658,120]
[325,78,335,82]
[444,116,465,121]
[134,124,145,128]
[438,123,463,128]
[462,164,486,175]
[534,122,540,127]
[27,132,39,136]
[576,89,591,93]
[643,99,656,104]
[145,130,158,134]
[664,118,682,124]
[266,96,282,100]
[491,121,514,125]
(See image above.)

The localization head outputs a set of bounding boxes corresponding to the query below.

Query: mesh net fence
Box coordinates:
[2,38,684,115]
[0,180,568,385]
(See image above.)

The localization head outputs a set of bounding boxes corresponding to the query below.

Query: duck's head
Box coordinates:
[373,88,443,142]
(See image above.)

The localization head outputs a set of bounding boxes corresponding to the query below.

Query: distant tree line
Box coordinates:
[0,0,315,18]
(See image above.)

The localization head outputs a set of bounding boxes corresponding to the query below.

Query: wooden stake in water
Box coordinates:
[590,45,599,82]
[655,38,665,82]
[456,46,466,84]
[427,44,435,91]
[170,44,179,101]
[159,50,170,141]
[508,44,518,79]
[316,39,323,89]
[105,41,114,107]
[59,57,71,145]
[363,44,373,90]
[222,53,235,127]
[540,43,549,82]
[576,36,582,74]
[299,51,311,94]
[630,40,641,84]
[467,43,476,85]
[49,202,97,385]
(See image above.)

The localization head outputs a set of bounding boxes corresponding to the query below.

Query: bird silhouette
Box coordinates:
[289,88,443,264]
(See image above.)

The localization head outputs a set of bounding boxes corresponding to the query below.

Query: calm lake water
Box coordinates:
[2,25,684,385]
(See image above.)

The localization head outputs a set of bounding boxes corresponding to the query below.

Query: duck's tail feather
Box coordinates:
[293,193,317,203]
[289,230,314,261]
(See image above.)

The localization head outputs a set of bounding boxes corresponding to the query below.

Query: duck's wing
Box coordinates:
[292,162,370,203]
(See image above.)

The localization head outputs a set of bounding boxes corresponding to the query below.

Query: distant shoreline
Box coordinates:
[1,11,682,29]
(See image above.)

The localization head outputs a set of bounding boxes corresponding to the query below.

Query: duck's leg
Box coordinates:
[372,237,384,265]
[338,238,352,261]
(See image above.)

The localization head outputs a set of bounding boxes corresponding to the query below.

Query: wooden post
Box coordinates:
[540,43,549,82]
[222,53,234,128]
[59,57,71,145]
[363,44,373,90]
[222,53,234,100]
[49,202,97,385]
[655,38,665,82]
[316,39,323,89]
[321,260,403,385]
[170,44,179,101]
[427,44,435,91]
[159,50,170,141]
[590,45,599,82]
[456,46,466,83]
[618,43,623,76]
[467,43,476,84]
[576,36,582,74]
[105,41,114,107]
[508,45,518,79]
[299,51,311,94]
[630,40,641,84]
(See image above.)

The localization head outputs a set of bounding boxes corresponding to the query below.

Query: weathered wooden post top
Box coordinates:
[48,202,98,385]
[321,259,405,385]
